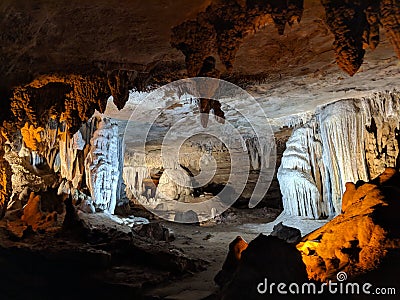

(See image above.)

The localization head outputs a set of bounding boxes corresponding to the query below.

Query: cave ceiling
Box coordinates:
[0,0,400,135]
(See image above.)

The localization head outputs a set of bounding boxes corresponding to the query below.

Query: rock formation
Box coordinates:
[0,115,123,217]
[21,192,59,232]
[123,131,275,210]
[297,168,400,287]
[320,0,400,76]
[214,236,249,287]
[278,90,400,218]
[216,234,308,300]
[270,221,302,244]
[0,142,12,218]
[58,116,123,213]
[85,118,120,213]
[172,0,400,77]
[171,0,304,76]
[0,1,399,218]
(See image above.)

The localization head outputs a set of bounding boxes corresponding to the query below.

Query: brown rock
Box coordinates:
[297,168,400,287]
[171,0,304,76]
[218,234,308,300]
[380,0,400,58]
[214,236,248,287]
[0,143,12,219]
[21,192,58,232]
[321,0,400,76]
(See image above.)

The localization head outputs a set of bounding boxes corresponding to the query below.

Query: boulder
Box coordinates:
[270,221,302,244]
[174,210,199,224]
[214,236,248,287]
[132,222,174,242]
[217,234,308,300]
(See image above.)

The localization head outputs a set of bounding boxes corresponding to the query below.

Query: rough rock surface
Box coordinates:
[0,0,399,140]
[174,210,200,224]
[278,90,400,218]
[0,114,123,218]
[217,234,308,300]
[21,191,62,232]
[214,236,248,287]
[85,117,120,213]
[132,222,175,242]
[0,143,12,218]
[21,193,57,231]
[123,128,277,210]
[270,221,302,244]
[171,0,304,76]
[297,168,400,286]
[321,0,400,76]
[0,217,207,299]
[0,1,399,222]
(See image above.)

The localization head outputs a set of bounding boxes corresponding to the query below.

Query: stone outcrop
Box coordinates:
[217,234,308,300]
[21,193,62,231]
[9,74,128,135]
[172,0,400,77]
[85,117,120,213]
[278,90,400,218]
[214,236,248,287]
[297,168,400,286]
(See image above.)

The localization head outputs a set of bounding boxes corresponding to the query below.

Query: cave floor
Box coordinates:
[0,204,328,300]
[146,208,280,300]
[144,208,328,299]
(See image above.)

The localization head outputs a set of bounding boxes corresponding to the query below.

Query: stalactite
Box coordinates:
[380,0,400,58]
[2,115,123,215]
[171,0,304,76]
[321,0,400,75]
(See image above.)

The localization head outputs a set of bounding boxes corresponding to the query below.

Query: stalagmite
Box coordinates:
[278,91,400,219]
[85,117,120,213]
[8,115,123,214]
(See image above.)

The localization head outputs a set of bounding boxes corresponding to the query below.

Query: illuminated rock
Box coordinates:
[85,117,120,213]
[21,192,59,232]
[214,236,248,287]
[297,168,400,284]
[217,234,308,300]
[278,91,400,218]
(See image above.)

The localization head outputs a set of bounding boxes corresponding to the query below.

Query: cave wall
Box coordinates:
[122,135,275,207]
[1,0,400,140]
[278,90,400,218]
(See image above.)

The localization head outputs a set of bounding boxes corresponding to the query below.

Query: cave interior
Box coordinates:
[0,0,400,299]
